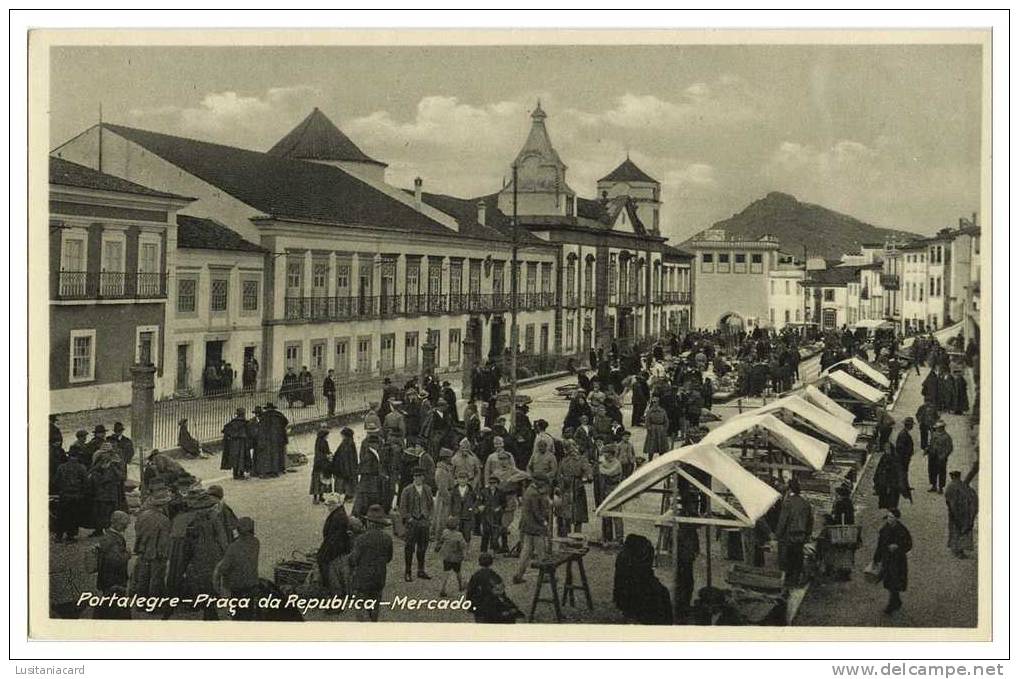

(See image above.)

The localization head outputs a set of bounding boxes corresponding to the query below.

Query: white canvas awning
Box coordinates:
[823,370,885,405]
[745,395,859,448]
[822,357,891,388]
[701,413,829,471]
[595,443,781,527]
[802,384,856,423]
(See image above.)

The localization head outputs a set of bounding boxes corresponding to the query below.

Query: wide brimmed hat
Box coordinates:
[364,421,381,433]
[93,424,107,434]
[439,447,454,459]
[113,422,125,432]
[364,505,391,526]
[934,420,947,429]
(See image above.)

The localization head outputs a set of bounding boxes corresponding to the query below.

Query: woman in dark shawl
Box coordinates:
[873,508,913,614]
[331,427,358,499]
[316,503,354,595]
[873,443,907,510]
[612,534,673,625]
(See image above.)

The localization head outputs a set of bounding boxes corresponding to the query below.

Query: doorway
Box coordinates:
[489,315,505,358]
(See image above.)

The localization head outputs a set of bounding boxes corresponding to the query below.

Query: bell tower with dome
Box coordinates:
[497,101,576,217]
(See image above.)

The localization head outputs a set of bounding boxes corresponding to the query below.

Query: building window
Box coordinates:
[310,340,327,372]
[770,280,775,294]
[69,329,96,383]
[177,278,197,314]
[823,289,835,302]
[565,316,575,351]
[750,253,763,273]
[135,325,158,367]
[405,332,419,369]
[285,341,302,370]
[428,329,441,366]
[784,309,791,324]
[100,231,127,296]
[449,329,461,366]
[701,253,714,273]
[717,253,730,273]
[770,308,775,324]
[334,338,350,374]
[795,309,801,322]
[785,280,791,295]
[286,259,303,292]
[469,259,482,295]
[380,334,395,373]
[428,258,443,296]
[540,323,549,355]
[491,262,504,295]
[524,324,535,354]
[356,336,373,374]
[540,263,552,294]
[312,260,328,293]
[526,263,538,295]
[336,261,351,296]
[406,258,421,303]
[734,253,747,273]
[930,277,936,296]
[241,279,259,313]
[449,260,463,296]
[210,277,229,313]
[608,255,617,300]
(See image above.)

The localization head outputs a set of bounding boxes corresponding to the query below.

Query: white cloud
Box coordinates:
[128,85,322,149]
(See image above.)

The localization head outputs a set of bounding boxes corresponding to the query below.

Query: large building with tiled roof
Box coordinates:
[53,112,559,394]
[48,157,194,411]
[488,103,692,352]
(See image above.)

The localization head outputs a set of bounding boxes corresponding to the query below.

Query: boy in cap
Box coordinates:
[512,473,552,584]
[438,516,468,596]
[477,475,507,554]
[449,469,479,543]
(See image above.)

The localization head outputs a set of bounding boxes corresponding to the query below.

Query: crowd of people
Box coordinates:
[49,319,981,624]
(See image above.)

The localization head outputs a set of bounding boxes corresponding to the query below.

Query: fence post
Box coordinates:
[130,363,156,493]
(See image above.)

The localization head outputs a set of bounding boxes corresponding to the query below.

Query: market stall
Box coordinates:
[800,384,855,424]
[821,357,891,390]
[740,395,859,449]
[818,369,886,409]
[700,414,829,475]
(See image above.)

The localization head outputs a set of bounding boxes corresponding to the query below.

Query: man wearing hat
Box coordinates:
[222,408,250,480]
[108,422,135,467]
[88,442,123,536]
[260,402,289,477]
[208,485,239,545]
[398,465,434,581]
[214,517,260,619]
[95,511,132,603]
[347,505,393,622]
[478,474,508,554]
[512,472,552,584]
[67,429,89,465]
[895,417,916,484]
[944,470,978,558]
[365,403,383,438]
[927,420,954,494]
[397,437,434,498]
[450,468,479,543]
[432,447,455,542]
[354,422,385,518]
[82,424,107,467]
[383,400,407,443]
[441,381,459,423]
[132,487,172,597]
[323,369,337,419]
[53,448,89,542]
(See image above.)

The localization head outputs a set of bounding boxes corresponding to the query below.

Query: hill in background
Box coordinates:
[683,192,920,259]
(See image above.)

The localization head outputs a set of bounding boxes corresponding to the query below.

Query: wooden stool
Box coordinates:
[528,557,565,622]
[560,551,593,610]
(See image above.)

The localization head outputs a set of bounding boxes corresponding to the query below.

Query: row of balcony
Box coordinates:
[54,271,168,301]
[282,292,558,322]
[561,290,693,308]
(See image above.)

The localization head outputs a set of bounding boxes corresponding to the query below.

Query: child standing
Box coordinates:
[438,517,468,596]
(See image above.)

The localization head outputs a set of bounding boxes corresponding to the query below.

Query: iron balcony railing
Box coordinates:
[282,291,558,322]
[662,291,692,304]
[582,291,597,308]
[55,271,168,301]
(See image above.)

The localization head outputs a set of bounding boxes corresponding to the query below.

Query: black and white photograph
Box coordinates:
[19,20,1000,655]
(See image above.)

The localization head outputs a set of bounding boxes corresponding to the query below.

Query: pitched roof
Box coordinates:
[267,108,386,167]
[104,123,453,237]
[662,244,694,260]
[176,214,266,253]
[598,157,658,184]
[415,191,553,247]
[49,156,190,200]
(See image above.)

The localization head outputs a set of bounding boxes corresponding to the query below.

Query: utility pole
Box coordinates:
[509,163,519,435]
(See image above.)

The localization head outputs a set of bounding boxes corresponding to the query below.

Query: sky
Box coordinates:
[49,43,984,242]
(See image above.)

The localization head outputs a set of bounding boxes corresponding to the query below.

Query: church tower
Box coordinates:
[597,157,661,235]
[497,101,576,217]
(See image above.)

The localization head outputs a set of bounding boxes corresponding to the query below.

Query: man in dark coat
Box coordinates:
[332,427,359,499]
[298,366,315,406]
[347,505,393,622]
[915,400,938,451]
[631,373,651,427]
[895,417,916,485]
[441,381,459,423]
[323,369,337,418]
[398,466,434,581]
[53,452,89,542]
[93,511,132,619]
[873,508,912,614]
[927,420,953,493]
[921,368,941,412]
[279,367,299,407]
[259,403,289,477]
[82,424,107,468]
[108,422,134,467]
[775,478,814,587]
[354,423,386,518]
[222,408,250,480]
[950,371,970,414]
[89,443,123,536]
[613,533,674,625]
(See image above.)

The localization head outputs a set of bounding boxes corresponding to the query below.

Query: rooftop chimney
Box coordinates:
[477,200,487,226]
[414,177,423,209]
